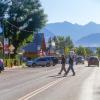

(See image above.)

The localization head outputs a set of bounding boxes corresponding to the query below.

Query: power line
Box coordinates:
[5,20,34,32]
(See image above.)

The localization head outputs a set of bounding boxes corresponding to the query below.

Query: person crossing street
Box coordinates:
[58,55,67,75]
[64,54,75,76]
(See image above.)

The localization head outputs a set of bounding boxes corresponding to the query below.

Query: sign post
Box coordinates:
[4,38,9,55]
[9,44,15,54]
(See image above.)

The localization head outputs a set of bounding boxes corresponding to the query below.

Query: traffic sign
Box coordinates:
[9,44,15,52]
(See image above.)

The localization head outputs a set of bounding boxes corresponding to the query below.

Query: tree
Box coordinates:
[52,36,73,54]
[56,36,66,54]
[75,46,86,57]
[65,47,70,55]
[65,36,74,49]
[0,0,47,56]
[0,0,9,17]
[75,46,94,57]
[85,48,94,56]
[96,48,100,57]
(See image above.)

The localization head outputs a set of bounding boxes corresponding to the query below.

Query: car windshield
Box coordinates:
[90,57,98,60]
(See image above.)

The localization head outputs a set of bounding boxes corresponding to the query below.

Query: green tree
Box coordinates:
[0,0,47,56]
[56,36,65,53]
[0,0,9,17]
[85,48,93,56]
[53,36,73,54]
[65,36,74,49]
[76,46,94,57]
[76,46,86,57]
[96,48,100,57]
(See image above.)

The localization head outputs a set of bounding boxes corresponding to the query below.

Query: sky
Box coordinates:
[40,0,100,25]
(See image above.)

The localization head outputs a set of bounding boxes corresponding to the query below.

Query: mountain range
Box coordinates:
[75,33,100,47]
[40,21,100,47]
[0,21,100,47]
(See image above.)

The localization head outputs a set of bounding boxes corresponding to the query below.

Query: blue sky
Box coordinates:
[40,0,100,25]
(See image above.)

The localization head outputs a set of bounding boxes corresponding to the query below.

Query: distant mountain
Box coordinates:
[75,33,100,47]
[1,21,100,47]
[39,28,55,42]
[41,21,100,41]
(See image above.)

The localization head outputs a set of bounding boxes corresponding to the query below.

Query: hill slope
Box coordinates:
[41,21,100,41]
[75,33,100,47]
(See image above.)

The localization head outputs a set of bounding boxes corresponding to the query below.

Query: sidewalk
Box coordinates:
[4,64,27,70]
[79,67,100,100]
[93,67,100,100]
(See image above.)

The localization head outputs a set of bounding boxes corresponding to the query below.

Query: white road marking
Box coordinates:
[79,69,96,100]
[18,77,65,100]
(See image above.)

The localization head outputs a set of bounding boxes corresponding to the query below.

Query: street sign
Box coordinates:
[9,44,15,54]
[4,38,9,54]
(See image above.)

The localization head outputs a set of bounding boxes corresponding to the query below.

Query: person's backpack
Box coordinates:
[69,57,74,65]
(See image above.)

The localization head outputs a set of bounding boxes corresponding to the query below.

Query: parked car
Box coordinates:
[88,56,99,67]
[0,59,4,72]
[21,56,31,62]
[26,57,53,67]
[44,56,58,66]
[76,56,85,64]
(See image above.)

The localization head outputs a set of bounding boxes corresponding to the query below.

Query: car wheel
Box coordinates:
[46,63,50,67]
[32,63,36,67]
[53,63,56,66]
[27,65,31,67]
[42,65,45,67]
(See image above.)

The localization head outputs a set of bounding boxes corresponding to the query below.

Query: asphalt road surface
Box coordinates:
[0,64,100,100]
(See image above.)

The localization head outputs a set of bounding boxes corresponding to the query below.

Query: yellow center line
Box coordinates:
[18,77,65,100]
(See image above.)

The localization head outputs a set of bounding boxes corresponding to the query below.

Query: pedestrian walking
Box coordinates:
[64,55,75,76]
[58,55,67,75]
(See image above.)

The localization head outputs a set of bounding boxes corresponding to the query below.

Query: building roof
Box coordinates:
[23,33,46,52]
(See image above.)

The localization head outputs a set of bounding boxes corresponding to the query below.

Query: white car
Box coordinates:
[26,57,53,67]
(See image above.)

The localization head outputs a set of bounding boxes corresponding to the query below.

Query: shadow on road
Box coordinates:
[94,87,100,95]
[48,74,63,78]
[48,74,72,78]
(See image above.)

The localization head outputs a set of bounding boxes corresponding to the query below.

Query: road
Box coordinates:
[0,64,100,100]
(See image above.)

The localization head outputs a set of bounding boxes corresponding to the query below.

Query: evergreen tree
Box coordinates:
[54,36,73,54]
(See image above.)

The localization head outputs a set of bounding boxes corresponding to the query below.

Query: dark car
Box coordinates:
[76,56,85,64]
[0,59,4,72]
[45,56,58,66]
[88,56,99,67]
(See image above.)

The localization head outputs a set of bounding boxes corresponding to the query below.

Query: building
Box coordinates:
[23,33,46,58]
